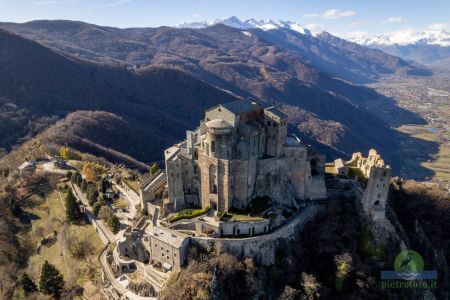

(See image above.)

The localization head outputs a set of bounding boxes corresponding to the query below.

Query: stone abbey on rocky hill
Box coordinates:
[164,99,326,212]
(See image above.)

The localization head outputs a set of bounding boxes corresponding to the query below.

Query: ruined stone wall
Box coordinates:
[117,232,149,263]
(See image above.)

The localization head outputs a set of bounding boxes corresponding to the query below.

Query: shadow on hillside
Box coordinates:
[355,84,440,181]
[351,84,428,127]
[286,83,439,181]
[18,211,40,227]
[394,131,438,180]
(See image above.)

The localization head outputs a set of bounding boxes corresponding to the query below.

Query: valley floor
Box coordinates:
[367,72,450,183]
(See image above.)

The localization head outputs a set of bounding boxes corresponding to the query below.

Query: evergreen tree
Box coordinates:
[150,162,160,175]
[75,173,82,186]
[65,189,81,223]
[9,198,23,217]
[101,177,110,193]
[108,215,120,234]
[86,185,99,206]
[70,172,78,184]
[20,273,37,295]
[39,260,64,298]
[92,202,103,217]
[81,179,88,192]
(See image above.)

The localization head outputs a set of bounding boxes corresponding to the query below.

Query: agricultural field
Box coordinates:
[368,72,450,183]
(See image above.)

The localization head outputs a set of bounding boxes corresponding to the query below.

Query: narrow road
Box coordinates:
[100,251,127,295]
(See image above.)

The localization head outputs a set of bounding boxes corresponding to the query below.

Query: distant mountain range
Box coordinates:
[349,29,450,68]
[0,19,435,178]
[351,29,450,47]
[176,16,313,35]
[176,17,450,68]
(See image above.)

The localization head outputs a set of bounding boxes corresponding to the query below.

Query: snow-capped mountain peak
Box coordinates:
[176,16,313,35]
[350,29,450,46]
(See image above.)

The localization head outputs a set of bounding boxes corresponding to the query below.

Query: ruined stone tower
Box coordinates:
[362,165,392,221]
[348,149,392,222]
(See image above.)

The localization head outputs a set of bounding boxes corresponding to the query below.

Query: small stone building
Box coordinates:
[165,99,326,212]
[148,226,189,270]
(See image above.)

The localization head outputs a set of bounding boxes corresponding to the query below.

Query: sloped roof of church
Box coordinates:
[220,99,260,114]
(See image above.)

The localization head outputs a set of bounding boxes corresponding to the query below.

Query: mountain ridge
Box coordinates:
[0,28,240,163]
[0,22,437,179]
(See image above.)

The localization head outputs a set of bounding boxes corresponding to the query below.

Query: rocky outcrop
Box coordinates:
[127,281,157,297]
[253,173,295,207]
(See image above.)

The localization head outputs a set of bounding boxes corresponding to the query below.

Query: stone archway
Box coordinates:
[209,164,217,194]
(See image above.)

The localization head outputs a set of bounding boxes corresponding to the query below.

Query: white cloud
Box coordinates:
[90,0,132,9]
[303,13,320,18]
[322,9,356,20]
[381,16,405,23]
[305,23,326,33]
[193,14,201,19]
[428,23,449,31]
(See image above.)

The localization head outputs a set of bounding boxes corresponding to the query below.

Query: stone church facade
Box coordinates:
[165,99,326,212]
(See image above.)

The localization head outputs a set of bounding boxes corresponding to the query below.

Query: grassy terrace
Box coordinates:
[218,211,265,222]
[19,189,103,297]
[218,197,271,222]
[169,207,210,223]
[113,197,129,209]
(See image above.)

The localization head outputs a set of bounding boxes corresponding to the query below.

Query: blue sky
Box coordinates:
[0,0,448,36]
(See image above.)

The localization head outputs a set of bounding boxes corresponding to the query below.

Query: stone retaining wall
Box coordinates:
[191,205,325,265]
[219,219,270,236]
[86,213,110,245]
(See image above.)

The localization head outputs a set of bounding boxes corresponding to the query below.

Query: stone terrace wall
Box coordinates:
[219,219,270,236]
[192,205,325,265]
